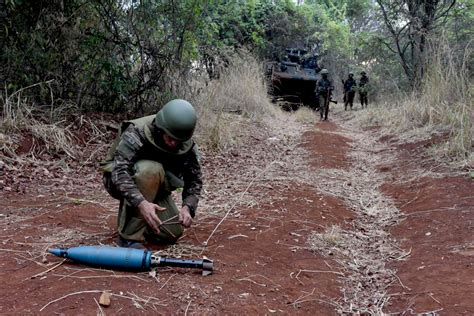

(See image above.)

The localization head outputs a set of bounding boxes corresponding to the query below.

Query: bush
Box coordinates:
[192,54,278,151]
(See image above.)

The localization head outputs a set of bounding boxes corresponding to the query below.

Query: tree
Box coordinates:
[375,0,456,88]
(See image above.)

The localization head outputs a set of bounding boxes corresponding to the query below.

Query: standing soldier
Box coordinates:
[101,99,203,249]
[342,72,356,110]
[315,68,334,121]
[359,71,369,108]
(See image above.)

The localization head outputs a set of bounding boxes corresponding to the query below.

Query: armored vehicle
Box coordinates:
[267,48,321,108]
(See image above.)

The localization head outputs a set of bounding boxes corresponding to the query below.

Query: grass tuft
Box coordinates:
[292,106,318,125]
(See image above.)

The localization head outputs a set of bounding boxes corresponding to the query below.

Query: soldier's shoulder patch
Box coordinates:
[116,127,144,160]
[122,128,143,148]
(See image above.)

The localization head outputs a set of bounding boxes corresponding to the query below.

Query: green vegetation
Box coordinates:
[0,0,472,164]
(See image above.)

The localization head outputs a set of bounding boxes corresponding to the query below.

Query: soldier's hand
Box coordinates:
[137,200,166,234]
[179,205,193,228]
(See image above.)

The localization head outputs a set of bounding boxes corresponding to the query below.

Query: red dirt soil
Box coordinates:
[379,142,474,314]
[1,118,473,314]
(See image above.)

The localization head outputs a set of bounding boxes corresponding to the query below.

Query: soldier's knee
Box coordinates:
[133,160,166,201]
[134,160,165,182]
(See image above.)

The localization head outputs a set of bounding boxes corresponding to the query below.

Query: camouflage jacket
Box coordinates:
[343,78,357,92]
[110,121,202,217]
[359,75,369,86]
[316,78,334,96]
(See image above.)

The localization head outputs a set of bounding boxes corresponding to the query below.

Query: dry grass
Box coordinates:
[292,106,318,125]
[1,82,77,159]
[346,38,473,169]
[153,243,204,258]
[192,54,280,152]
[28,123,76,158]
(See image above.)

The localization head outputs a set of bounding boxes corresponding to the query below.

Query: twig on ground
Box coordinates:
[94,297,105,316]
[159,274,176,290]
[227,234,249,239]
[40,290,104,311]
[292,288,316,307]
[398,193,421,209]
[292,269,345,284]
[395,248,412,261]
[428,293,442,305]
[0,248,26,253]
[30,259,66,279]
[406,205,470,217]
[391,271,411,291]
[65,195,113,209]
[40,289,168,312]
[114,291,167,308]
[202,161,277,247]
[237,277,267,287]
[196,285,209,297]
[184,300,192,316]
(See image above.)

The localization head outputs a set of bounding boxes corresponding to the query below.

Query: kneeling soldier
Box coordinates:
[101,99,203,249]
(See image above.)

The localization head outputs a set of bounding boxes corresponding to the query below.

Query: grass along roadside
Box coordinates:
[343,39,472,170]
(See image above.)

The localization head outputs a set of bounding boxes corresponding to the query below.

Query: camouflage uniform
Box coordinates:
[359,73,369,108]
[315,77,334,120]
[343,76,356,110]
[101,115,202,244]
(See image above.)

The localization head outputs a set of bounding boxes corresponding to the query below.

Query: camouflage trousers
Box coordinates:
[359,91,368,108]
[319,95,330,120]
[103,160,184,244]
[344,91,355,110]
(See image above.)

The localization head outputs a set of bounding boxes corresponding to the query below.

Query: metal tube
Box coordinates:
[151,255,213,275]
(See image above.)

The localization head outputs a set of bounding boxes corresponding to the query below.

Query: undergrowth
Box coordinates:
[192,54,281,152]
[351,37,473,168]
[1,82,77,158]
[1,54,286,162]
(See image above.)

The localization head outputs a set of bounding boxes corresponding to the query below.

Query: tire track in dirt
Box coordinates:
[302,119,408,314]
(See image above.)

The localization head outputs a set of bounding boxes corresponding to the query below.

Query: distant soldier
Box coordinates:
[342,72,356,110]
[315,69,334,120]
[359,71,369,108]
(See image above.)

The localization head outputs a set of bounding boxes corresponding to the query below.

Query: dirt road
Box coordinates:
[1,112,472,314]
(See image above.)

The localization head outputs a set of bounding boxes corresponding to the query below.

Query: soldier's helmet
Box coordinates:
[361,71,367,75]
[349,72,354,76]
[154,99,197,141]
[320,68,329,75]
